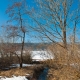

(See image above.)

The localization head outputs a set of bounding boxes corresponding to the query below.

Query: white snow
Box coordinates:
[15,50,54,61]
[31,51,54,61]
[0,76,28,80]
[1,50,54,61]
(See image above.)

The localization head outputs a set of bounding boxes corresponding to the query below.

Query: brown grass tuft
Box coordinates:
[0,67,33,77]
[48,65,80,80]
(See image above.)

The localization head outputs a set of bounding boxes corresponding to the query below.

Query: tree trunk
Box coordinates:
[63,30,67,49]
[20,32,25,68]
[63,18,67,49]
[73,21,76,43]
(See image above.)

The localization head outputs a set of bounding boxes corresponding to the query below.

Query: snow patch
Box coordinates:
[31,51,54,61]
[0,76,28,80]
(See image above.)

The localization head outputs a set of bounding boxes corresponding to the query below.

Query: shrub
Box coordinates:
[23,51,32,64]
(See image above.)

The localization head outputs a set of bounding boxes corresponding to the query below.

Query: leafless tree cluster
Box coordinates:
[5,0,33,68]
[32,0,80,67]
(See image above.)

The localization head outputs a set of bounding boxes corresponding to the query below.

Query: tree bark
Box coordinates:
[20,32,25,68]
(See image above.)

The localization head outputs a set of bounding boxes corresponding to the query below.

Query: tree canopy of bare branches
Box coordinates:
[31,0,80,48]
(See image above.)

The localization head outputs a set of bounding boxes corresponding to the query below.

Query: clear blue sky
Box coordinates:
[0,0,35,26]
[0,0,80,43]
[0,0,9,26]
[0,0,78,27]
[0,0,38,43]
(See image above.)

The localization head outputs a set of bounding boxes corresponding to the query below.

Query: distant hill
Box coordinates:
[1,42,80,50]
[0,43,51,50]
[24,43,50,50]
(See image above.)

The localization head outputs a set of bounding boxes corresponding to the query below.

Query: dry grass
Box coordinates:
[0,64,44,78]
[45,43,80,80]
[0,65,80,80]
[48,65,80,80]
[0,43,80,80]
[0,67,33,77]
[47,43,80,69]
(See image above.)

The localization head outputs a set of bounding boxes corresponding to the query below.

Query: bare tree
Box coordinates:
[32,0,80,48]
[6,0,33,68]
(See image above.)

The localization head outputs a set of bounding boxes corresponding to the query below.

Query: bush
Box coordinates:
[23,51,32,64]
[0,56,12,69]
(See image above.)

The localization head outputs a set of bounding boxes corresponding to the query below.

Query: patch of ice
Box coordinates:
[10,64,34,68]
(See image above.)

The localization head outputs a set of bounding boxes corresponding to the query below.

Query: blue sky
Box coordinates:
[0,0,8,26]
[0,0,77,26]
[0,0,38,43]
[0,0,80,43]
[0,0,35,26]
[0,0,78,25]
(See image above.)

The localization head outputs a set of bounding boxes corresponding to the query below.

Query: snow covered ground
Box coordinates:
[0,76,28,80]
[15,50,54,61]
[0,50,54,61]
[31,51,54,61]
